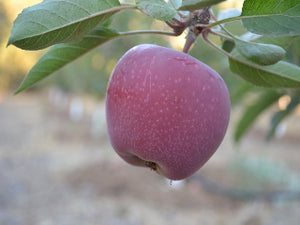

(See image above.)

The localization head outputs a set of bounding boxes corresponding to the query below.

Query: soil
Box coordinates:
[0,90,299,225]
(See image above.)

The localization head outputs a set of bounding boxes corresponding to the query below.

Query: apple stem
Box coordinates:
[183,31,196,53]
[181,7,211,53]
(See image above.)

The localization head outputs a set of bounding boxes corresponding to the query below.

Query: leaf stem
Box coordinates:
[218,24,236,39]
[202,30,231,58]
[208,29,234,41]
[206,16,241,28]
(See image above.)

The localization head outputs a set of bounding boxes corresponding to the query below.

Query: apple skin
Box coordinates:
[106,44,230,180]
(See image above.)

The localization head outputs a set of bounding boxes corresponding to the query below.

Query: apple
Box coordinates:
[106,44,230,180]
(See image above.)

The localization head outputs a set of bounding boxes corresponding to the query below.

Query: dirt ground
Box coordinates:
[0,90,300,225]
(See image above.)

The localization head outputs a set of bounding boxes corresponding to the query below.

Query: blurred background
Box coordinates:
[0,0,300,224]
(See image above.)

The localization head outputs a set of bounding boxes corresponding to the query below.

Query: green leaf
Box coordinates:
[228,50,300,88]
[15,26,120,94]
[168,0,183,9]
[241,0,300,36]
[178,0,225,11]
[222,39,235,53]
[7,0,125,50]
[230,82,254,105]
[254,36,296,49]
[267,96,300,140]
[136,0,176,21]
[240,33,296,49]
[235,90,282,142]
[234,39,286,65]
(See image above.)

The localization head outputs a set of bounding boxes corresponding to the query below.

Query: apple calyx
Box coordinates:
[144,161,159,171]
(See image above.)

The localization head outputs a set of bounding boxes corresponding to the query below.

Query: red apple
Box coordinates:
[106,44,230,180]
